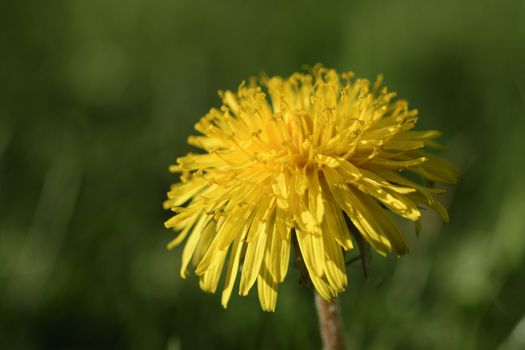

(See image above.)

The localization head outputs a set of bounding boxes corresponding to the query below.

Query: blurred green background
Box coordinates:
[1,0,525,349]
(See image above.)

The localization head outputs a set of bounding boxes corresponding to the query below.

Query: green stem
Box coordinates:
[315,292,345,350]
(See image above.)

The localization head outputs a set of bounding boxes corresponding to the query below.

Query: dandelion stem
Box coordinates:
[315,292,345,350]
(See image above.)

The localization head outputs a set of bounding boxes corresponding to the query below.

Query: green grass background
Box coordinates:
[1,0,525,349]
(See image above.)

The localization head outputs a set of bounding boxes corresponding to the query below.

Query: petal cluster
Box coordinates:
[164,66,458,311]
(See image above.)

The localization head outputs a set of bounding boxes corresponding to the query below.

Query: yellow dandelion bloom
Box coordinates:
[164,66,458,311]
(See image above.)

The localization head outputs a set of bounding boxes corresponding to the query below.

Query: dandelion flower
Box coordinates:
[164,66,459,311]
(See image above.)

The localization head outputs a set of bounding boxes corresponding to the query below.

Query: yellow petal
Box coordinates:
[273,207,291,282]
[257,266,278,312]
[180,217,214,278]
[239,199,273,295]
[354,175,421,221]
[370,156,428,168]
[323,166,393,255]
[351,189,409,255]
[221,237,245,308]
[322,224,347,293]
[295,228,325,279]
[199,250,227,293]
[164,178,208,208]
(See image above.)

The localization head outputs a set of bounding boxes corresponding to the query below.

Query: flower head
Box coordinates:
[164,66,458,311]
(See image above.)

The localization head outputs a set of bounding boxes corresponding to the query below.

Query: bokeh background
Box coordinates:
[1,0,525,349]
